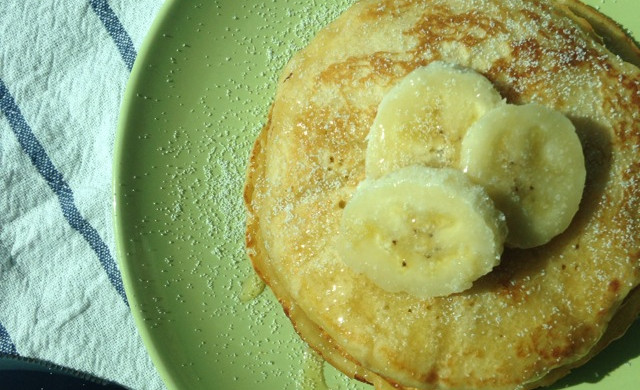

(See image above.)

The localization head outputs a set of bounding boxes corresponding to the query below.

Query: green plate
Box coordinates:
[113,1,640,389]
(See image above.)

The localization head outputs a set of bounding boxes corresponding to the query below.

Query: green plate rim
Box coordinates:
[113,0,180,388]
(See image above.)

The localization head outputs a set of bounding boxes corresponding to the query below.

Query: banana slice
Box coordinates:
[337,166,507,299]
[460,103,586,249]
[365,62,504,179]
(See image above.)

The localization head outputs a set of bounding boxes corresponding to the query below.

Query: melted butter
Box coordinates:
[239,270,266,302]
[298,346,329,390]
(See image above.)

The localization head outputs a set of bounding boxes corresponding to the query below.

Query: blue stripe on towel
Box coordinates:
[0,80,128,306]
[89,0,137,71]
[0,321,18,355]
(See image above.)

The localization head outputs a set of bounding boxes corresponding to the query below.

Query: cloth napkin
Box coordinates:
[1,1,167,389]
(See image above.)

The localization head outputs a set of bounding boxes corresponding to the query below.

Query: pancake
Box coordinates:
[244,0,640,389]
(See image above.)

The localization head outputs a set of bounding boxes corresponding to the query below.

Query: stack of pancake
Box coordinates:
[244,0,640,389]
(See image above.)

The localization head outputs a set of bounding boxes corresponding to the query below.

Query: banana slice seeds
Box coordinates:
[337,166,507,298]
[460,103,586,248]
[365,61,504,178]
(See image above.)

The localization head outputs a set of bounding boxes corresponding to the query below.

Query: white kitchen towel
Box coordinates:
[0,1,166,389]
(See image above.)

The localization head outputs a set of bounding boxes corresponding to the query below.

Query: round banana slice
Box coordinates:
[460,103,586,249]
[337,166,507,299]
[365,61,504,179]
